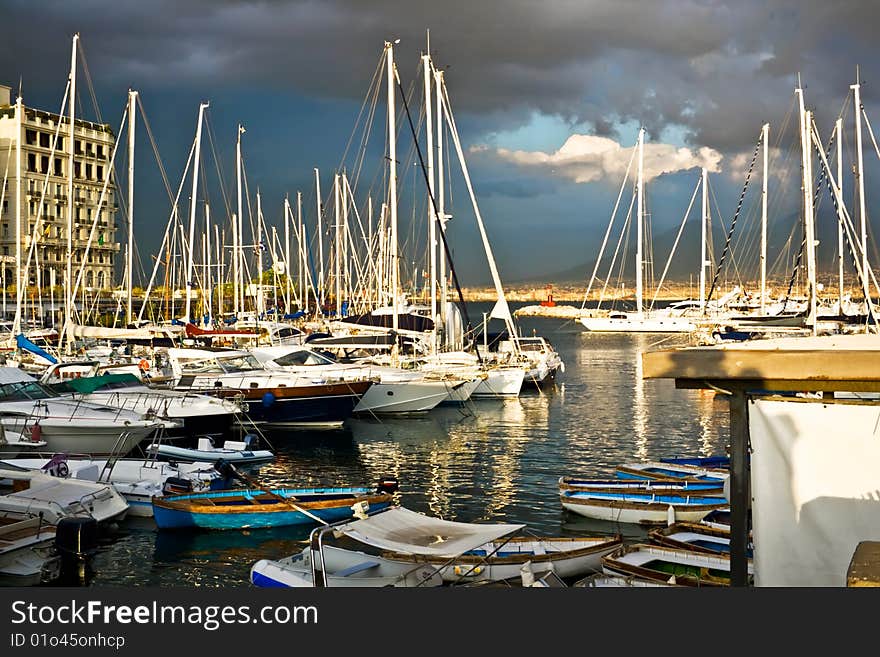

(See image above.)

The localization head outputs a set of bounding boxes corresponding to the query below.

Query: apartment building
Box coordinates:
[0,83,119,294]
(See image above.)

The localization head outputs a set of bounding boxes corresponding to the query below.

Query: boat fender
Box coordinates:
[30,422,42,443]
[138,359,150,371]
[666,504,676,527]
[376,476,399,495]
[262,392,275,408]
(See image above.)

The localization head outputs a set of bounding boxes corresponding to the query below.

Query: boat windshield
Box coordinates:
[273,350,337,367]
[216,354,262,373]
[0,380,57,402]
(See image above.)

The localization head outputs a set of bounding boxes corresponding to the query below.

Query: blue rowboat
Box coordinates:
[558,476,722,494]
[560,489,728,525]
[659,455,730,469]
[152,487,393,530]
[614,461,728,482]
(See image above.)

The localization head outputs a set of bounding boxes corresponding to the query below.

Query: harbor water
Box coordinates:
[83,303,730,587]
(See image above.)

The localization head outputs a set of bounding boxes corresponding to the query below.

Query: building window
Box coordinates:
[39,132,50,148]
[41,155,49,174]
[54,158,62,176]
[27,153,36,172]
[1,224,7,238]
[25,129,37,146]
[85,163,92,180]
[96,144,104,158]
[96,165,103,180]
[1,201,6,216]
[29,201,36,217]
[75,139,83,155]
[74,161,81,179]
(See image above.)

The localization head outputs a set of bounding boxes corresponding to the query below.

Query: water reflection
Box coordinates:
[82,306,731,586]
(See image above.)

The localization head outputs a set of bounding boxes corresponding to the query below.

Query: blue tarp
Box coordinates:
[283,311,305,320]
[15,333,58,364]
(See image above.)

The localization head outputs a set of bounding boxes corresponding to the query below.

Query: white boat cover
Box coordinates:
[70,325,179,339]
[335,507,524,557]
[0,367,37,384]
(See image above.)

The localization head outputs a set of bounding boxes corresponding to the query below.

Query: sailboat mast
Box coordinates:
[334,173,341,315]
[700,167,708,314]
[422,51,437,348]
[636,127,645,315]
[435,68,447,342]
[837,117,845,309]
[297,191,304,310]
[64,34,78,348]
[852,68,871,312]
[184,102,208,323]
[761,122,769,315]
[235,124,244,318]
[205,202,212,325]
[126,89,137,326]
[256,190,264,317]
[386,41,400,343]
[796,82,817,334]
[314,168,324,310]
[284,196,291,312]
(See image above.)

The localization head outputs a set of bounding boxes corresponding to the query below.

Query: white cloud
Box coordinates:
[475,133,723,183]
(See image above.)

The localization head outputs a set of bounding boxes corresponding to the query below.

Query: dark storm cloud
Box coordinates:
[5,0,877,157]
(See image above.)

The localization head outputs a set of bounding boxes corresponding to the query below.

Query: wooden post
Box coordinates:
[728,388,750,586]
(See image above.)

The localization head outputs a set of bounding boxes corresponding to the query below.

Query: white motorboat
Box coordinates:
[0,514,60,586]
[0,463,129,525]
[0,368,166,457]
[4,454,229,518]
[40,362,244,439]
[252,346,458,414]
[165,348,372,428]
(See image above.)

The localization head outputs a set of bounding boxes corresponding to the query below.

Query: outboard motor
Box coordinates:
[376,476,399,495]
[162,477,194,496]
[55,516,98,585]
[212,458,239,489]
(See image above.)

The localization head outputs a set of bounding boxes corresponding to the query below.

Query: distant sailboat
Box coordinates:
[580,128,698,334]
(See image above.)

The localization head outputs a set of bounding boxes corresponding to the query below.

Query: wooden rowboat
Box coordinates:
[152,487,393,530]
[649,521,753,558]
[614,461,728,482]
[558,476,723,494]
[560,489,728,525]
[602,543,753,586]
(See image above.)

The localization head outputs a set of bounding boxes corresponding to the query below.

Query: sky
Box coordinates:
[2,0,879,289]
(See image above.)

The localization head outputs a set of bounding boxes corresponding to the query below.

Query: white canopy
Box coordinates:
[335,507,524,557]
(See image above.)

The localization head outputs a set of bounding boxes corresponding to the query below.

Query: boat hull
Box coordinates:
[152,488,392,530]
[205,382,370,428]
[561,491,728,525]
[354,381,450,414]
[579,315,696,333]
[472,369,525,397]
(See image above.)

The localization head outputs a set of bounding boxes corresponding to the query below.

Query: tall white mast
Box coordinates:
[297,191,304,310]
[386,41,400,345]
[435,68,448,342]
[64,34,78,347]
[761,122,769,315]
[314,168,324,310]
[126,89,137,325]
[205,202,212,325]
[256,190,263,317]
[836,117,845,310]
[796,82,817,334]
[12,88,22,336]
[184,101,208,323]
[422,49,437,348]
[334,173,341,315]
[342,171,350,313]
[284,196,291,312]
[635,127,645,315]
[852,68,871,311]
[235,124,244,317]
[699,167,708,314]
